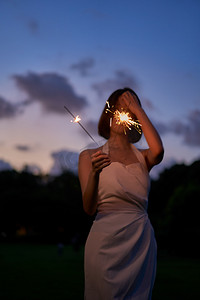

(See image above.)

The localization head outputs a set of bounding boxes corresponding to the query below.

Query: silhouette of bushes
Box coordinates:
[1,160,200,256]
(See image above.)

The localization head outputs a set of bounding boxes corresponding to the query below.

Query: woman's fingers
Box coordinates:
[121,92,140,115]
[122,91,131,106]
[91,150,104,158]
[92,153,109,162]
[91,150,111,173]
[93,158,110,169]
[92,156,110,169]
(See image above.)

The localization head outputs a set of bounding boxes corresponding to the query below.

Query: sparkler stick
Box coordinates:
[64,106,99,146]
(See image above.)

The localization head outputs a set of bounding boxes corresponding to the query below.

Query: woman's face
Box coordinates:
[109,93,136,135]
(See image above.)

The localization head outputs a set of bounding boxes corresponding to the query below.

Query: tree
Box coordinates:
[148,160,200,256]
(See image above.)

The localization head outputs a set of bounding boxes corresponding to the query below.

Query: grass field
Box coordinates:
[0,243,199,300]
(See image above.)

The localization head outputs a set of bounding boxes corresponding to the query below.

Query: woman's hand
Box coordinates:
[120,91,141,114]
[91,150,111,176]
[78,149,111,215]
[119,90,164,171]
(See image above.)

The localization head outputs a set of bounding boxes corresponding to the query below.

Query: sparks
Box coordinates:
[64,106,99,146]
[106,100,110,108]
[114,110,142,134]
[71,115,81,123]
[105,102,142,134]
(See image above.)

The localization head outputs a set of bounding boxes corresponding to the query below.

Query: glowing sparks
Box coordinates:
[115,110,142,133]
[71,115,81,123]
[105,102,142,134]
[106,100,110,108]
[64,106,99,146]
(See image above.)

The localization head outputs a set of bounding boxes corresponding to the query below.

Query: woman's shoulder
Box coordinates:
[79,146,102,160]
[132,145,148,156]
[131,145,149,170]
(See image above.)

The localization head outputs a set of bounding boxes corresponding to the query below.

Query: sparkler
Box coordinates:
[64,106,99,146]
[105,102,142,135]
[71,115,81,123]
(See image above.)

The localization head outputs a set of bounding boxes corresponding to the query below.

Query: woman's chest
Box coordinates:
[99,162,150,198]
[109,149,139,166]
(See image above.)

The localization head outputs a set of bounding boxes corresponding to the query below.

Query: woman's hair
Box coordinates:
[98,87,142,143]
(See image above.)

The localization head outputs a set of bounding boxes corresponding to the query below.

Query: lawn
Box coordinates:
[153,255,200,300]
[0,243,84,300]
[0,243,199,300]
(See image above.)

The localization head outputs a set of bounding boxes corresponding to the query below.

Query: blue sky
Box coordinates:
[0,0,200,177]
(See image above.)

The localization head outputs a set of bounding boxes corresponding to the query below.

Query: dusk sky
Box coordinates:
[1,0,200,177]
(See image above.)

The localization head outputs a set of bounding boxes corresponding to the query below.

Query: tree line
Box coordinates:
[0,160,200,256]
[148,160,200,257]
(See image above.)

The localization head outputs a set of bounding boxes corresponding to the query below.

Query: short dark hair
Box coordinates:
[98,87,142,143]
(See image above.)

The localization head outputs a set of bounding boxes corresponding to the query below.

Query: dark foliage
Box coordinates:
[0,170,93,245]
[148,160,200,257]
[0,160,200,257]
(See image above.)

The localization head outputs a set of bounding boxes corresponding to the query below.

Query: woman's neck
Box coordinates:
[108,133,131,150]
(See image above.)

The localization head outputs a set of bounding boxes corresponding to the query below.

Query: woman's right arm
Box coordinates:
[78,150,111,216]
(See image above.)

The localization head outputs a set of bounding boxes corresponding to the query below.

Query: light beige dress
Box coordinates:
[84,142,157,300]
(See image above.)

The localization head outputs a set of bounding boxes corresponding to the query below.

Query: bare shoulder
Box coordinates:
[138,148,153,171]
[138,148,153,162]
[79,146,102,161]
[78,146,103,177]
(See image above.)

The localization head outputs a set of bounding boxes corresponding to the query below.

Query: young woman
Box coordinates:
[78,88,164,300]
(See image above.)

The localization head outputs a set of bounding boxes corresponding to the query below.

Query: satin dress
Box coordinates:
[84,142,157,300]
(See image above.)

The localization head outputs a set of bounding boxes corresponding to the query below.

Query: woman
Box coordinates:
[78,88,164,300]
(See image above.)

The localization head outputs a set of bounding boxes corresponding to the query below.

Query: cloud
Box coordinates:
[0,159,13,171]
[153,109,200,147]
[13,72,88,114]
[15,144,32,152]
[27,19,39,35]
[70,57,95,76]
[0,96,18,118]
[50,149,79,175]
[171,109,200,146]
[151,119,169,136]
[142,98,156,111]
[92,70,139,97]
[0,96,29,119]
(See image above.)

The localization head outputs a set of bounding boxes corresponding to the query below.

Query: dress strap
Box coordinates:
[131,144,148,171]
[103,142,148,171]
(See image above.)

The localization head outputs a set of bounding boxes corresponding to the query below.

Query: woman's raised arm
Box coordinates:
[122,91,164,171]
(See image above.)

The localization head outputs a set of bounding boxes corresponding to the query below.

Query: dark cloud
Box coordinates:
[171,109,200,146]
[70,57,95,76]
[50,149,79,175]
[15,145,32,152]
[92,70,139,97]
[27,19,39,35]
[142,98,156,111]
[0,96,28,119]
[151,119,169,136]
[0,159,13,171]
[13,72,88,114]
[153,109,200,147]
[0,97,18,118]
